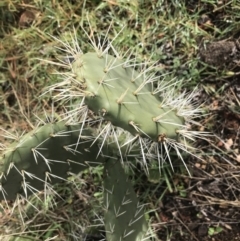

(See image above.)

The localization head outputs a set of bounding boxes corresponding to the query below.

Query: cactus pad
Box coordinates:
[72,52,184,141]
[0,122,105,200]
[103,159,151,241]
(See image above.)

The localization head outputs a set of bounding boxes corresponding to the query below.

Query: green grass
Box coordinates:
[1,0,240,240]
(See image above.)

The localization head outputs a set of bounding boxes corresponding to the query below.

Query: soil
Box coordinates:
[199,40,240,67]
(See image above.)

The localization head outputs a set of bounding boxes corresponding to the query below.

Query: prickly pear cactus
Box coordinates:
[0,27,207,241]
[103,159,151,241]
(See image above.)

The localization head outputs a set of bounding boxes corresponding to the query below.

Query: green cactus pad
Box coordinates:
[103,159,151,241]
[72,52,184,141]
[0,122,105,200]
